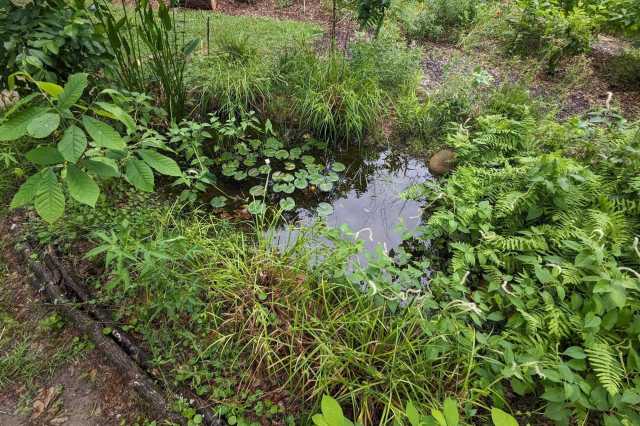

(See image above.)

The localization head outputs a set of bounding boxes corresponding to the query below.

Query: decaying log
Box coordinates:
[16,243,225,426]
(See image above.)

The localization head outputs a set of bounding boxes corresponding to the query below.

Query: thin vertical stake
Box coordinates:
[207,16,210,55]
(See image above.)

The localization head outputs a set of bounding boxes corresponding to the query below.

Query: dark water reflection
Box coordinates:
[275,148,432,254]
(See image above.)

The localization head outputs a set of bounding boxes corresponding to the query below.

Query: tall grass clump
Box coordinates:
[393,0,478,42]
[190,32,276,116]
[279,47,384,143]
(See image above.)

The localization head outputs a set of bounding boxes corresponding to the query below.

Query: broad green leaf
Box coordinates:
[35,168,65,223]
[430,409,447,426]
[25,146,64,165]
[279,197,295,211]
[94,101,136,134]
[58,125,87,163]
[10,171,44,209]
[26,112,60,139]
[248,200,266,215]
[210,196,226,208]
[82,115,126,150]
[490,407,519,426]
[83,157,120,177]
[125,158,154,192]
[66,164,99,207]
[312,414,330,426]
[58,73,88,110]
[332,162,346,172]
[137,149,181,176]
[35,81,63,98]
[443,398,459,426]
[405,401,422,426]
[317,202,334,217]
[563,346,587,359]
[249,185,265,197]
[320,395,344,426]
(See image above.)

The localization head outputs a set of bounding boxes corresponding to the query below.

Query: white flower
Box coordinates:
[265,159,271,165]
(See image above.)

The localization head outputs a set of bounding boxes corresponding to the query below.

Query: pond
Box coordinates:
[273,148,432,255]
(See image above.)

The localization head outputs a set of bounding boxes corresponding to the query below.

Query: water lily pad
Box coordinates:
[279,197,295,211]
[281,183,295,194]
[272,171,284,181]
[248,200,266,215]
[331,162,346,172]
[319,182,333,192]
[317,202,333,217]
[284,162,296,171]
[248,168,260,177]
[289,147,302,160]
[301,155,315,165]
[294,178,308,189]
[243,157,257,167]
[275,149,289,160]
[249,139,262,150]
[265,137,282,150]
[210,196,226,208]
[233,171,247,181]
[236,143,250,156]
[258,164,271,174]
[249,185,265,197]
[281,173,294,182]
[326,172,339,182]
[272,183,284,193]
[295,169,309,179]
[263,148,277,157]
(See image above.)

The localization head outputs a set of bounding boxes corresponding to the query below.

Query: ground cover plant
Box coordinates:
[1,0,640,424]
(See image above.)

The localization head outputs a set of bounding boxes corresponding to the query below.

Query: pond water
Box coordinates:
[274,149,432,254]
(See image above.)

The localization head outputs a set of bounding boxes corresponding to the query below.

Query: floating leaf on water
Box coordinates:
[317,202,333,217]
[249,139,262,150]
[265,137,282,150]
[326,172,339,182]
[248,200,266,215]
[281,183,295,194]
[331,162,346,172]
[289,147,302,160]
[233,171,247,181]
[301,155,315,164]
[272,183,284,193]
[284,162,296,171]
[279,197,295,211]
[243,158,256,167]
[294,178,308,189]
[263,148,277,157]
[258,164,271,174]
[295,169,309,179]
[249,185,265,197]
[248,168,260,177]
[275,149,289,160]
[210,196,226,208]
[272,171,284,181]
[281,173,294,182]
[319,182,333,192]
[236,142,249,156]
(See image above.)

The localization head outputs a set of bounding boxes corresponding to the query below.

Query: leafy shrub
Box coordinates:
[350,29,422,92]
[607,47,640,88]
[0,0,110,83]
[505,0,596,71]
[279,48,384,142]
[1,73,182,223]
[405,110,640,424]
[398,0,478,42]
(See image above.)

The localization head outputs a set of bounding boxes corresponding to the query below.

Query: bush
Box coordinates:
[0,0,110,84]
[397,0,478,42]
[279,48,384,143]
[607,47,640,88]
[505,0,596,71]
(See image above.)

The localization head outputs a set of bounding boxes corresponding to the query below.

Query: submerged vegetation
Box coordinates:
[1,0,640,424]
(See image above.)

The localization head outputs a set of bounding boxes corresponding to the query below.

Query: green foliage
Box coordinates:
[396,0,478,42]
[405,108,640,424]
[505,0,596,71]
[279,48,384,142]
[94,0,199,121]
[0,0,110,83]
[607,47,640,88]
[1,72,182,222]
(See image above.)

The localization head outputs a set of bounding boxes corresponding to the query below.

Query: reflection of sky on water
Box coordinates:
[274,151,432,255]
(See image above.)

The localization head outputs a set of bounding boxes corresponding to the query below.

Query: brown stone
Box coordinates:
[428,149,456,176]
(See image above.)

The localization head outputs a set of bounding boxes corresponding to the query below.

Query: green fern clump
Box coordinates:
[406,107,640,424]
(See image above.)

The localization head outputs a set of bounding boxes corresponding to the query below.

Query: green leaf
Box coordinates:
[125,159,154,192]
[58,73,88,110]
[621,389,640,405]
[94,101,136,134]
[331,162,346,172]
[406,401,422,426]
[248,200,266,215]
[10,172,44,209]
[137,149,181,177]
[312,415,330,426]
[319,182,333,192]
[443,398,459,426]
[210,196,226,208]
[58,125,87,163]
[66,164,99,207]
[83,157,120,177]
[490,408,518,426]
[563,346,587,359]
[431,409,447,426]
[294,178,308,189]
[25,146,64,165]
[0,106,47,141]
[320,395,344,426]
[279,197,295,211]
[249,185,265,197]
[35,81,63,98]
[317,202,333,217]
[26,112,60,139]
[35,168,65,223]
[82,115,126,150]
